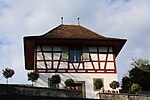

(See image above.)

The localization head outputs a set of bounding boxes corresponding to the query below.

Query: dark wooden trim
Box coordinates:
[104,47,109,72]
[34,46,117,73]
[97,47,101,69]
[41,46,48,72]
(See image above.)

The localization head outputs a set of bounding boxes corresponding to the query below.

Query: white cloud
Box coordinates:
[0,0,150,84]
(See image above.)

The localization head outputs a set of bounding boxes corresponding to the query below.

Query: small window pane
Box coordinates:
[37,46,41,51]
[89,47,97,52]
[109,47,113,52]
[76,50,81,62]
[99,47,108,52]
[83,47,90,61]
[69,49,82,62]
[69,50,74,62]
[53,46,61,51]
[62,47,68,61]
[42,46,52,51]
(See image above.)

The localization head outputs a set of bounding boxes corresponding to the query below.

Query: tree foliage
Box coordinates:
[109,81,119,90]
[2,68,15,84]
[121,58,150,92]
[64,79,75,87]
[121,76,131,92]
[130,83,140,93]
[3,68,15,79]
[52,74,61,84]
[94,79,103,89]
[130,58,150,91]
[27,72,39,86]
[131,58,150,72]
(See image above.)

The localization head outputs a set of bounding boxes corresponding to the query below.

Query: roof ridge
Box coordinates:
[41,24,63,36]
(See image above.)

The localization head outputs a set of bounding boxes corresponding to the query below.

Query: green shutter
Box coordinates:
[83,47,90,61]
[61,47,68,61]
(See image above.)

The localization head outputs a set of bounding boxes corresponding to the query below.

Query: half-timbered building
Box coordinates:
[24,24,126,98]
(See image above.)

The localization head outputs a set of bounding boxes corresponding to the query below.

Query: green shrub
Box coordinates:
[27,72,39,86]
[110,81,119,90]
[64,79,75,87]
[130,83,140,93]
[3,68,15,79]
[52,75,61,84]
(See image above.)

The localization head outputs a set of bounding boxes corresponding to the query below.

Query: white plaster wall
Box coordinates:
[34,73,118,99]
[36,46,115,70]
[35,46,118,99]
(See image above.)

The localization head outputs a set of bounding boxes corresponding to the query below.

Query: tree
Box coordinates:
[52,74,61,84]
[50,74,61,89]
[2,68,15,84]
[131,58,150,72]
[94,79,103,90]
[110,81,119,90]
[121,76,131,92]
[121,58,150,92]
[64,79,75,87]
[27,72,39,86]
[130,83,140,93]
[129,58,150,91]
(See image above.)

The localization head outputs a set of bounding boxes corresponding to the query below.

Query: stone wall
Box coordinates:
[0,94,99,100]
[98,93,150,100]
[0,84,82,98]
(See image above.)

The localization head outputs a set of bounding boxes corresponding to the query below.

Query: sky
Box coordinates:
[0,0,150,84]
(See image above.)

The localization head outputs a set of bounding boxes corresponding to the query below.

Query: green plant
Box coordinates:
[110,81,119,90]
[130,83,140,93]
[94,79,103,89]
[27,72,39,86]
[52,74,61,84]
[121,58,150,92]
[2,68,15,84]
[64,79,75,87]
[121,76,131,92]
[129,58,150,91]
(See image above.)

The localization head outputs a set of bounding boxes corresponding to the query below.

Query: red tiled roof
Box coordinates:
[26,24,125,41]
[41,25,106,39]
[24,24,127,70]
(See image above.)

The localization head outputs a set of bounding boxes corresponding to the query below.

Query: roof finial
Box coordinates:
[77,18,80,26]
[61,17,63,25]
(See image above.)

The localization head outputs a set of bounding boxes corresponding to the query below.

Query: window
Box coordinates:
[83,47,90,61]
[93,78,104,91]
[61,47,69,61]
[69,48,82,62]
[62,47,89,62]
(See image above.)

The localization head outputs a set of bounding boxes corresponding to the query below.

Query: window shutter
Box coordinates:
[83,47,90,61]
[61,47,68,61]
